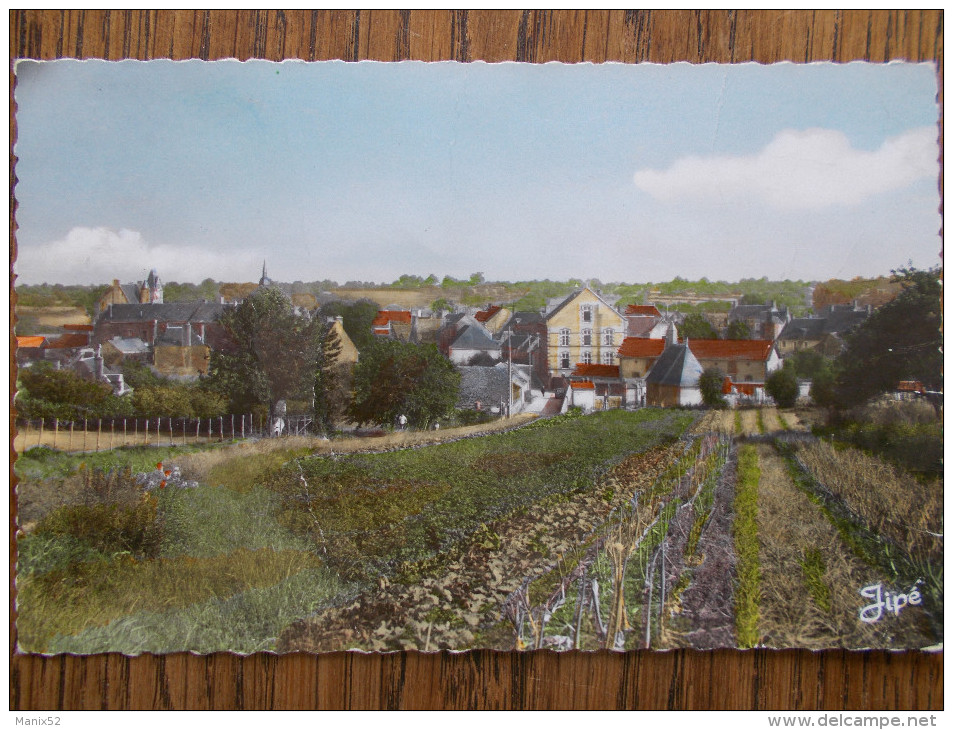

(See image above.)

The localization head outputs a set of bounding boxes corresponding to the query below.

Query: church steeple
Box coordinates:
[259,260,272,287]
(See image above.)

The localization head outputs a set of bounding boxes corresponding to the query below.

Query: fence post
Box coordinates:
[96,419,102,452]
[69,421,74,451]
[123,418,127,446]
[145,419,149,445]
[83,418,88,451]
[241,414,245,439]
[38,418,44,449]
[231,414,235,439]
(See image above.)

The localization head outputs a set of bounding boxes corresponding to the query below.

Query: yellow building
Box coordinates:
[545,288,626,382]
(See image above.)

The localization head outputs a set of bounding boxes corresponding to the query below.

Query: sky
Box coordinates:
[12,59,942,287]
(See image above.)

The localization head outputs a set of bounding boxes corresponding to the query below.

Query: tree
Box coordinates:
[349,340,460,428]
[787,348,829,380]
[208,287,334,418]
[430,297,453,316]
[699,367,727,408]
[809,363,838,409]
[833,267,942,408]
[318,298,379,352]
[766,364,799,409]
[681,313,719,340]
[312,320,345,435]
[725,320,751,340]
[16,363,131,420]
[468,272,485,286]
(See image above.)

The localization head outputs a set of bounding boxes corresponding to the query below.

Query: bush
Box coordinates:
[766,366,798,409]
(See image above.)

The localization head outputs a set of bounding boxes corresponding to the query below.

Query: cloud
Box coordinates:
[14,226,262,285]
[633,127,938,209]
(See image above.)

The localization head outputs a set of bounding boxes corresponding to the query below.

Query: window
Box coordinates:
[602,351,615,365]
[559,328,571,347]
[560,351,570,369]
[603,328,614,346]
[581,304,592,323]
[582,328,592,346]
[582,351,592,364]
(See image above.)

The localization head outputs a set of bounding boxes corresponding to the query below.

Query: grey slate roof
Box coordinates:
[99,301,226,324]
[107,336,151,354]
[456,363,532,409]
[646,343,703,387]
[778,318,828,341]
[451,323,500,352]
[120,284,142,303]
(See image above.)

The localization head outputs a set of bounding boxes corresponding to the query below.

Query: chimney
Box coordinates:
[94,344,104,381]
[185,322,192,347]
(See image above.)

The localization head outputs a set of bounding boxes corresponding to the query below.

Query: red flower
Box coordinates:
[156,462,163,470]
[164,470,172,477]
[160,480,167,489]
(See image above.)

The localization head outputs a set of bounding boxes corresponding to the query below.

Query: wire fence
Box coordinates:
[14,413,317,453]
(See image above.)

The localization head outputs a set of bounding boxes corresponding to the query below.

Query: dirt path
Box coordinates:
[754,444,930,649]
[277,443,683,652]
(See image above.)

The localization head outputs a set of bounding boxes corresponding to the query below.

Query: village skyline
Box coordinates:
[13,59,941,288]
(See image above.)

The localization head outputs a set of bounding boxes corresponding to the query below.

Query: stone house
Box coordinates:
[544,287,626,387]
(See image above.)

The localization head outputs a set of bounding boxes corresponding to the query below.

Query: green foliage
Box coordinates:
[318,298,380,352]
[32,466,163,560]
[15,283,109,316]
[267,409,693,579]
[312,321,345,434]
[349,340,461,428]
[834,267,942,408]
[725,320,751,340]
[733,445,761,648]
[680,313,719,340]
[786,349,830,380]
[208,287,340,417]
[162,278,221,303]
[16,363,132,420]
[766,365,799,409]
[819,421,942,478]
[430,297,453,315]
[800,548,832,613]
[699,367,727,408]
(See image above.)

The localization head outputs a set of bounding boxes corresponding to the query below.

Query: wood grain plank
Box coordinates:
[8,8,943,712]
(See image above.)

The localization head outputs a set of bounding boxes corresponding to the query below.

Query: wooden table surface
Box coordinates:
[9,9,943,711]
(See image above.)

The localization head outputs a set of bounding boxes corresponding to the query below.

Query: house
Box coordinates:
[153,325,212,378]
[473,305,511,335]
[457,362,533,414]
[645,341,704,407]
[101,336,152,366]
[498,312,549,388]
[624,304,662,338]
[371,310,413,338]
[97,269,164,312]
[327,316,360,365]
[72,345,132,396]
[94,301,229,352]
[568,363,625,410]
[447,320,501,365]
[616,337,667,407]
[776,303,871,356]
[686,338,782,384]
[727,302,790,340]
[544,287,626,388]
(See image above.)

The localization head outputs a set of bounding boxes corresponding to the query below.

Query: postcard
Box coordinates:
[11,59,942,654]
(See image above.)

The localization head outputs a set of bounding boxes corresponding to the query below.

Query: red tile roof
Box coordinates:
[44,333,89,349]
[897,381,925,393]
[474,305,502,323]
[63,324,94,331]
[16,336,45,349]
[572,380,595,390]
[686,339,775,361]
[617,338,666,358]
[625,304,661,316]
[571,364,621,379]
[371,310,412,327]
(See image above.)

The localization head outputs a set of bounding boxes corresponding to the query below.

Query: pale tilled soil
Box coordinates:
[754,444,932,650]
